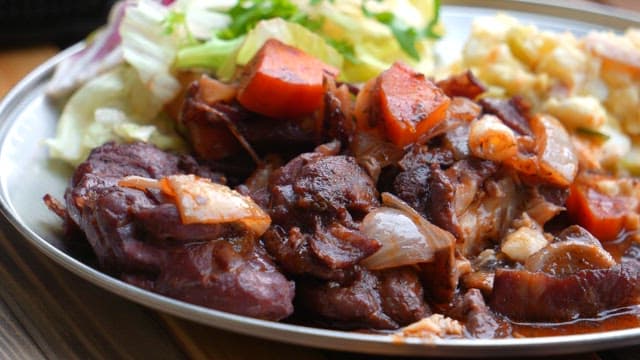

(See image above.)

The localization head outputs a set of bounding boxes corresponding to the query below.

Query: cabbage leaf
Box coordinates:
[46,65,186,166]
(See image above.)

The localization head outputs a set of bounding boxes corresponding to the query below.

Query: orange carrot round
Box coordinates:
[237,39,338,119]
[566,183,629,242]
[377,62,450,147]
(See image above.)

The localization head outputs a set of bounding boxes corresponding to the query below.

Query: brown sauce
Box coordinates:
[510,306,640,337]
[507,232,640,338]
[604,231,640,262]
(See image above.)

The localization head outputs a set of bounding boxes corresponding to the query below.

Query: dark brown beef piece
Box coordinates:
[392,146,456,232]
[436,70,486,99]
[297,267,429,330]
[459,289,505,338]
[264,152,381,280]
[126,239,295,321]
[393,149,498,241]
[66,142,226,271]
[269,152,380,226]
[318,77,355,146]
[378,268,431,325]
[419,241,458,303]
[490,261,640,322]
[262,151,432,330]
[425,166,461,238]
[479,97,532,136]
[397,145,455,170]
[236,155,283,208]
[63,142,294,321]
[264,223,376,281]
[180,82,317,161]
[392,164,434,223]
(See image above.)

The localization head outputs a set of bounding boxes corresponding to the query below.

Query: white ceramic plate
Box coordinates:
[1,1,639,357]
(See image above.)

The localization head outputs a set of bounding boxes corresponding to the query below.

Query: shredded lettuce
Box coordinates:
[174,0,442,82]
[120,0,182,103]
[306,0,442,81]
[175,36,245,74]
[236,18,343,67]
[46,65,186,166]
[183,0,237,39]
[175,19,344,81]
[361,0,442,60]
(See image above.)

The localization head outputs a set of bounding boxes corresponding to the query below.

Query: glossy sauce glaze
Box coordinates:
[511,232,640,337]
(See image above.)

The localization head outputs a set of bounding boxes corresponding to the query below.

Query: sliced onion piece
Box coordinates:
[360,207,435,270]
[119,175,160,190]
[468,114,518,162]
[197,75,237,104]
[531,114,578,187]
[360,193,455,270]
[119,174,271,236]
[382,192,457,252]
[525,225,615,276]
[351,132,404,182]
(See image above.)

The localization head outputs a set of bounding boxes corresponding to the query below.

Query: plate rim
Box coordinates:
[1,1,640,357]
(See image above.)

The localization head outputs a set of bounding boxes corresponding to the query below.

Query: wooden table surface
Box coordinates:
[1,2,640,359]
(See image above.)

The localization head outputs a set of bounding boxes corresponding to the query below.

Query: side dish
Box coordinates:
[43,1,640,340]
[453,14,640,173]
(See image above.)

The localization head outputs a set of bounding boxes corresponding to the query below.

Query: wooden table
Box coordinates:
[1,2,640,359]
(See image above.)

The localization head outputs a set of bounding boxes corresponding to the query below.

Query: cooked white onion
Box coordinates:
[468,114,518,162]
[531,114,578,186]
[525,226,616,276]
[360,193,455,270]
[382,192,457,251]
[501,227,549,263]
[119,174,271,236]
[351,132,404,182]
[360,207,435,270]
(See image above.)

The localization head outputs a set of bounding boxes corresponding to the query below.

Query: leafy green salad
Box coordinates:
[45,0,442,166]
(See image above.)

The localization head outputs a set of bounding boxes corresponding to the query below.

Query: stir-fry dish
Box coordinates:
[43,1,640,339]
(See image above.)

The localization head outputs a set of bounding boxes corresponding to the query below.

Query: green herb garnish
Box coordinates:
[216,0,353,60]
[219,0,299,39]
[577,127,610,143]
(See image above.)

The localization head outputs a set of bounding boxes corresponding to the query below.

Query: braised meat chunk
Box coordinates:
[297,267,429,330]
[132,239,294,321]
[264,151,381,280]
[180,77,318,162]
[491,261,640,322]
[59,141,294,321]
[458,289,506,338]
[263,151,435,329]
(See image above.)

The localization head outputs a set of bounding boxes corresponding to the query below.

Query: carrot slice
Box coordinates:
[236,39,338,119]
[377,62,450,147]
[566,182,630,242]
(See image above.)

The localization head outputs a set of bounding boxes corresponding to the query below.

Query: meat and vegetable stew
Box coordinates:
[45,33,640,339]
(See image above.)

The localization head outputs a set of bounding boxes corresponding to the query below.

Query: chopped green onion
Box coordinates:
[577,127,611,143]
